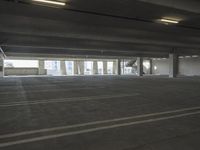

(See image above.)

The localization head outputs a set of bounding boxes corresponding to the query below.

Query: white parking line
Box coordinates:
[0,87,106,95]
[0,93,139,107]
[0,110,200,148]
[0,106,200,139]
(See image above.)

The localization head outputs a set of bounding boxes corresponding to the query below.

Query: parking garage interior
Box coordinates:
[0,0,200,150]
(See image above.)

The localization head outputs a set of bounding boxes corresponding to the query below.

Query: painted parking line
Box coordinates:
[0,109,200,148]
[0,86,106,95]
[0,93,139,107]
[1,106,200,139]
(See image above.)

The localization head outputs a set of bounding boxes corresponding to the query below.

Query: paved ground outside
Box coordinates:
[0,75,200,150]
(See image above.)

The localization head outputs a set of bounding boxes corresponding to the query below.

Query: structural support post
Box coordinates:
[117,59,121,75]
[78,60,84,75]
[169,53,178,78]
[73,61,78,75]
[149,59,153,75]
[103,61,107,75]
[113,60,116,75]
[93,61,98,75]
[137,57,143,76]
[60,61,67,75]
[38,60,46,75]
[0,56,4,77]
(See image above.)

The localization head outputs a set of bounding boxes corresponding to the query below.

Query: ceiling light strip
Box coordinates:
[160,19,179,24]
[32,0,66,6]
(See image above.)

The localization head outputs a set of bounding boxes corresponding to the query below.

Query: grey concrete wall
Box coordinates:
[152,59,169,75]
[179,57,200,76]
[38,60,46,75]
[5,68,39,76]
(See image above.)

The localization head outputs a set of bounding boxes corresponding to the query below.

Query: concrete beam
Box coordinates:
[139,0,200,13]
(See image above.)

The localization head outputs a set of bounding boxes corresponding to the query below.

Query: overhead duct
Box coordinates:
[138,0,200,13]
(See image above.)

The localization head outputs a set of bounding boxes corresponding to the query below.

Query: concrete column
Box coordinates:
[117,59,121,75]
[149,59,153,74]
[103,61,107,75]
[137,57,143,76]
[73,61,79,75]
[78,60,84,75]
[0,57,4,77]
[112,60,117,75]
[38,60,46,75]
[169,53,178,78]
[60,61,67,75]
[93,61,98,75]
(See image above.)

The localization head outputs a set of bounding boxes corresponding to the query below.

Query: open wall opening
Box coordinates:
[45,60,61,76]
[3,59,120,77]
[152,58,169,75]
[4,60,39,76]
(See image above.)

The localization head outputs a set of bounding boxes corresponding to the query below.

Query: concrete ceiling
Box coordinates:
[0,0,200,58]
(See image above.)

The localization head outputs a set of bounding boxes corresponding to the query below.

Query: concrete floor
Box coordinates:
[0,76,200,150]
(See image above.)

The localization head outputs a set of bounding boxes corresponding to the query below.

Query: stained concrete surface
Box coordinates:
[0,76,200,150]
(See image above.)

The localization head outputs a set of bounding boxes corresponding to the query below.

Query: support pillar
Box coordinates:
[149,59,153,75]
[112,60,117,75]
[38,60,46,75]
[60,61,67,75]
[78,60,84,75]
[93,61,98,75]
[0,56,4,77]
[137,57,143,76]
[73,61,79,75]
[117,59,121,75]
[169,53,178,78]
[103,61,107,75]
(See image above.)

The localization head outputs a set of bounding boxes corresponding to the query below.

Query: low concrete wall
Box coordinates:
[179,57,200,76]
[4,68,39,76]
[152,57,200,76]
[152,59,169,75]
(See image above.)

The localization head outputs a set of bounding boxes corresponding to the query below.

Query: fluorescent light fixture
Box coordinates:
[32,0,66,6]
[192,55,199,58]
[160,18,179,24]
[185,56,191,58]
